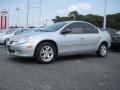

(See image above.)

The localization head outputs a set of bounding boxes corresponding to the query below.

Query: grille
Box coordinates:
[114,37,120,41]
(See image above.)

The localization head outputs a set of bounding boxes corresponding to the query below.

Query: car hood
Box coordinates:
[1,33,13,38]
[0,33,6,36]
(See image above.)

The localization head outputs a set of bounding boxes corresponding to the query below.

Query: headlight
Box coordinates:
[17,36,29,44]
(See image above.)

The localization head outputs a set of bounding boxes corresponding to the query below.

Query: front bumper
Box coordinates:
[6,42,36,57]
[111,42,120,49]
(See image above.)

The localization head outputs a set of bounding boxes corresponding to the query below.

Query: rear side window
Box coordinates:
[82,23,99,33]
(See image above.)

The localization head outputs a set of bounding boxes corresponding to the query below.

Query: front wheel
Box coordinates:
[96,44,107,57]
[34,42,57,64]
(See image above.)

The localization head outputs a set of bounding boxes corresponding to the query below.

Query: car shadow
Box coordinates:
[56,53,97,62]
[9,56,36,64]
[9,53,97,64]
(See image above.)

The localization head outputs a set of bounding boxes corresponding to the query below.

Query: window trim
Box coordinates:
[60,22,99,34]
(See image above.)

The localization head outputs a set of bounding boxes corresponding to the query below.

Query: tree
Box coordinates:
[52,12,120,30]
[68,11,79,17]
[107,13,120,30]
[82,14,103,27]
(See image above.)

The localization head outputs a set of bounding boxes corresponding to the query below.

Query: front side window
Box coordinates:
[63,22,84,34]
[62,22,98,34]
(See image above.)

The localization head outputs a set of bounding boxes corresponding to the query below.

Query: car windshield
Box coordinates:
[0,30,6,33]
[14,29,31,35]
[39,22,67,32]
[34,29,43,32]
[6,29,17,34]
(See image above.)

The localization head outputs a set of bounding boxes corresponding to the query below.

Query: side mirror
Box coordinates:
[60,29,71,34]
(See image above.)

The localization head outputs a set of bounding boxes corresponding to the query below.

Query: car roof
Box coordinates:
[62,21,91,24]
[116,31,120,34]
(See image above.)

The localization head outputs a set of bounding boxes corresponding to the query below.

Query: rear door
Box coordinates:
[80,22,100,51]
[59,22,100,54]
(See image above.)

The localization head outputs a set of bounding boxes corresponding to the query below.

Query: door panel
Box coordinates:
[59,22,100,54]
[81,34,100,51]
[59,34,85,53]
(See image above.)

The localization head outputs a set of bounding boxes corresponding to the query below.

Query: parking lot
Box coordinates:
[0,45,120,90]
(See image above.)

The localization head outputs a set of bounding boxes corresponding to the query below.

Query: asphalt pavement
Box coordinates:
[0,45,120,90]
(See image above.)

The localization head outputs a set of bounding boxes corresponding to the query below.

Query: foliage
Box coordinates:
[52,11,120,30]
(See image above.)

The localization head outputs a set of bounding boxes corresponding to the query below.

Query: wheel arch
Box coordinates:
[99,41,108,48]
[34,40,58,56]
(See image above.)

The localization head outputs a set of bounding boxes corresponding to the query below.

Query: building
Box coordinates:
[0,9,8,29]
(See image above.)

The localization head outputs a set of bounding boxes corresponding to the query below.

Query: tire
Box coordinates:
[4,39,7,45]
[96,43,107,57]
[34,42,57,64]
[4,38,9,45]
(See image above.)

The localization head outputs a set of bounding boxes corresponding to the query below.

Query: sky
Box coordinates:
[0,0,120,27]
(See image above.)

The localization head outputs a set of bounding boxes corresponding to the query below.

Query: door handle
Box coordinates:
[97,37,100,40]
[80,37,84,40]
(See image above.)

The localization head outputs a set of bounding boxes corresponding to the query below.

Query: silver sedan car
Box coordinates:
[0,29,17,44]
[0,28,35,44]
[6,21,111,64]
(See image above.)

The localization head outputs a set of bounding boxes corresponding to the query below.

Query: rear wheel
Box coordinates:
[96,43,107,57]
[34,42,57,64]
